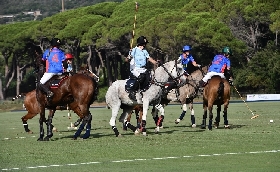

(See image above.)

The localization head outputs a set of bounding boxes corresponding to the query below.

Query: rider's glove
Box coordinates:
[197,64,201,68]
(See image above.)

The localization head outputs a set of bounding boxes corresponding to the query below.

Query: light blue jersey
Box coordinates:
[130,47,149,68]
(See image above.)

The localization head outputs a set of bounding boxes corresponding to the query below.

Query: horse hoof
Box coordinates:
[154,127,159,134]
[175,119,180,124]
[191,124,196,128]
[44,137,51,141]
[201,125,206,129]
[224,125,230,129]
[134,129,140,135]
[52,127,58,132]
[28,131,33,134]
[117,134,123,137]
[37,138,43,141]
[142,132,147,136]
[72,137,77,140]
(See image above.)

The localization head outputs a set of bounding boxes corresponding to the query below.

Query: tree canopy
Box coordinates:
[0,0,280,100]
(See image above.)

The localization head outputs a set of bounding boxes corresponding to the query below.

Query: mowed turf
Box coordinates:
[0,101,279,172]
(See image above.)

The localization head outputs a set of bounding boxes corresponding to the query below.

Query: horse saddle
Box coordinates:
[50,75,69,89]
[125,71,152,93]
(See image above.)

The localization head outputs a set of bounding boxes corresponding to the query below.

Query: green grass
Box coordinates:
[0,102,280,171]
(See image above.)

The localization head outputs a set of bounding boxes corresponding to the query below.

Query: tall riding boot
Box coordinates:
[39,84,54,98]
[129,91,137,101]
[128,79,139,101]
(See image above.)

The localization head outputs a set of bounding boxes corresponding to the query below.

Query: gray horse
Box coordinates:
[151,66,208,127]
[105,60,186,136]
[174,66,208,126]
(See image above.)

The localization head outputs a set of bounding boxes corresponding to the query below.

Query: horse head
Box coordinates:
[77,64,100,82]
[155,60,186,84]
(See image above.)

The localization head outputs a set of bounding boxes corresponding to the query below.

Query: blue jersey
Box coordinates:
[178,54,195,71]
[208,54,230,73]
[43,47,65,73]
[130,47,149,68]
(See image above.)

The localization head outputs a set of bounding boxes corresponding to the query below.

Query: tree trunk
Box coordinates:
[0,77,3,100]
[3,54,15,99]
[16,64,21,96]
[87,45,93,71]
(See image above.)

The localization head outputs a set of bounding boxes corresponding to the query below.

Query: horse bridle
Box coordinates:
[78,68,100,82]
[153,60,185,87]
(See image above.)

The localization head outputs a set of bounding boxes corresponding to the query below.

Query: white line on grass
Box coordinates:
[1,150,280,171]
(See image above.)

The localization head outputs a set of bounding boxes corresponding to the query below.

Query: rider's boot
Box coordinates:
[129,91,137,101]
[39,83,54,98]
[128,78,140,101]
[199,80,206,87]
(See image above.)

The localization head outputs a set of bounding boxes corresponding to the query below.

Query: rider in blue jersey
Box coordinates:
[200,46,234,87]
[38,38,65,98]
[127,36,159,101]
[178,45,201,75]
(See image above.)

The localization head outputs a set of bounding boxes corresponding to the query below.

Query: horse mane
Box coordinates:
[187,66,208,81]
[154,60,180,82]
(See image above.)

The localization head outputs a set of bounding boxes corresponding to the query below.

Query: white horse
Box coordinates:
[105,60,186,136]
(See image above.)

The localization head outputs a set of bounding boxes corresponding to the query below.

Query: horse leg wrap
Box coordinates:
[157,115,164,127]
[74,123,85,139]
[223,112,228,125]
[179,111,186,120]
[153,115,159,125]
[39,118,44,140]
[74,118,82,127]
[125,121,136,132]
[155,104,164,116]
[23,122,30,132]
[83,114,92,139]
[112,126,120,137]
[46,117,53,138]
[191,115,195,125]
[141,120,147,133]
[208,119,213,130]
[201,119,206,129]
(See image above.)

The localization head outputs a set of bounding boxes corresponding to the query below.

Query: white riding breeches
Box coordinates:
[40,73,62,84]
[202,72,225,82]
[131,67,147,78]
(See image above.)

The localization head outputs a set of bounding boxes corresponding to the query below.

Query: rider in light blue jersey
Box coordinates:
[127,36,159,101]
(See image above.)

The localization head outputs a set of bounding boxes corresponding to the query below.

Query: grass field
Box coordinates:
[0,101,280,171]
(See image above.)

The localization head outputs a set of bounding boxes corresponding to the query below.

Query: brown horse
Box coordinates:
[35,63,98,141]
[202,75,231,130]
[13,66,98,135]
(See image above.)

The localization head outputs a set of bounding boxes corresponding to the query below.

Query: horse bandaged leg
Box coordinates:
[124,121,137,132]
[154,104,164,116]
[46,115,53,139]
[83,112,92,139]
[175,104,187,124]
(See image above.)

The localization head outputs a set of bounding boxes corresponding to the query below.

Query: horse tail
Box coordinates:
[12,93,27,101]
[217,81,224,100]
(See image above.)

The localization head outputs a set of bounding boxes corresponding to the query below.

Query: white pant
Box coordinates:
[202,72,225,82]
[40,73,62,84]
[131,67,146,77]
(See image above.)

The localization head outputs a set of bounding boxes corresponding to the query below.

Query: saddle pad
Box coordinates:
[50,76,68,89]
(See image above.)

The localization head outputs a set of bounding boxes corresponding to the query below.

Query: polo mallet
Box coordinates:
[130,2,139,49]
[233,85,259,119]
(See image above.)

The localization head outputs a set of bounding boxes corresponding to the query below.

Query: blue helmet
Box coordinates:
[182,45,191,52]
